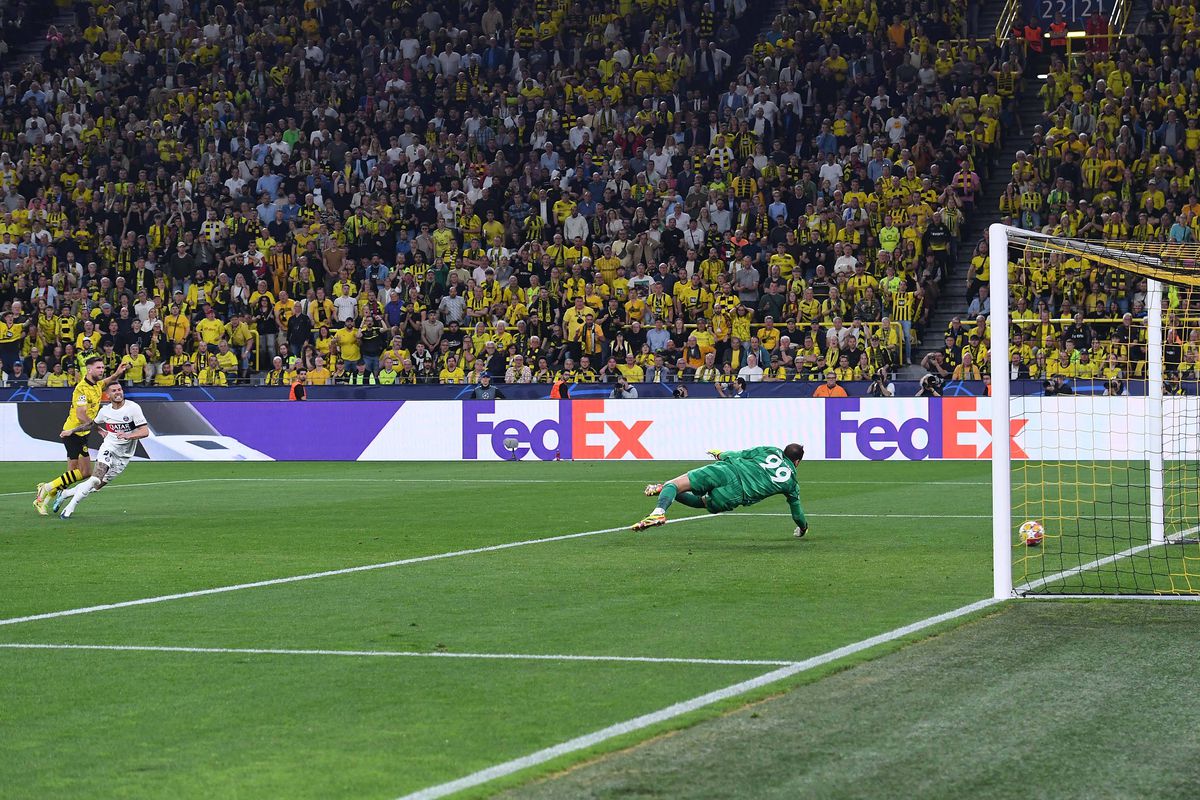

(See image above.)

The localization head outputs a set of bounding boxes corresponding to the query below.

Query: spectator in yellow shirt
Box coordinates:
[225,312,257,372]
[120,343,148,384]
[195,305,225,345]
[75,320,101,353]
[334,318,363,365]
[198,355,227,386]
[617,352,645,382]
[164,305,191,345]
[439,355,466,383]
[307,355,333,385]
[46,362,71,387]
[215,341,240,381]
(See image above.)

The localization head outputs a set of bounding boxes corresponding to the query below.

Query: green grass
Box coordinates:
[1,460,1196,798]
[499,602,1200,800]
[1013,462,1200,594]
[0,460,991,798]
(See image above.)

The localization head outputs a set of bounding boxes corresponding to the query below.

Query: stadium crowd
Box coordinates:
[957,2,1200,392]
[0,0,1007,390]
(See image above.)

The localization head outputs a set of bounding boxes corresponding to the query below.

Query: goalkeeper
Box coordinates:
[632,443,809,537]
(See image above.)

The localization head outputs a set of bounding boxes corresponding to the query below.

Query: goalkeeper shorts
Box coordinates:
[686,463,745,514]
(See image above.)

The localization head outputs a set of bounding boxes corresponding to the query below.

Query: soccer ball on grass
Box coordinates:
[1018,520,1044,547]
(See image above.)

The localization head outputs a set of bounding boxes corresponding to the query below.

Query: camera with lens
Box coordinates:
[868,368,892,397]
[917,373,942,397]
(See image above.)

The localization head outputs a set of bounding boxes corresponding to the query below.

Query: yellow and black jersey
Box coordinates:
[62,378,104,436]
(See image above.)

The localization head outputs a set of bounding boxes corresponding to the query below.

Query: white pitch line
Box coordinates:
[0,476,990,498]
[397,596,1002,800]
[0,515,717,628]
[0,642,794,667]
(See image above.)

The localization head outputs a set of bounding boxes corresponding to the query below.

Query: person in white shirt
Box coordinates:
[818,154,843,189]
[737,353,765,382]
[563,209,589,242]
[832,243,859,276]
[54,382,149,519]
[333,293,358,322]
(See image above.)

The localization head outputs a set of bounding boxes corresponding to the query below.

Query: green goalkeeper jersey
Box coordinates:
[716,446,808,527]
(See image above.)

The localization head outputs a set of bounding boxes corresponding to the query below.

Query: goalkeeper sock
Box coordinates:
[63,477,100,515]
[655,483,678,513]
[675,491,706,509]
[48,469,83,493]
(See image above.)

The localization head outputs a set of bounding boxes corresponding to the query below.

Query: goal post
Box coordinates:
[988,223,1200,598]
[990,223,1012,599]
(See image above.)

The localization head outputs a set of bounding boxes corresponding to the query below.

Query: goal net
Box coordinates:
[989,224,1200,598]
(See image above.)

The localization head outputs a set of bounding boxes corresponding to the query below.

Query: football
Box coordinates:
[1019,520,1045,546]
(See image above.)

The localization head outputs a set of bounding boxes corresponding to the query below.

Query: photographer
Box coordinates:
[867,368,895,397]
[1103,378,1124,397]
[921,350,953,380]
[715,377,747,397]
[916,373,942,397]
[610,375,639,398]
[1043,376,1074,396]
[672,384,689,398]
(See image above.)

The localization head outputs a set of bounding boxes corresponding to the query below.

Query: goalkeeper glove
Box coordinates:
[793,524,807,539]
[706,449,723,460]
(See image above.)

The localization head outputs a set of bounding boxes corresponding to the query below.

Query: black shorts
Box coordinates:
[63,434,89,460]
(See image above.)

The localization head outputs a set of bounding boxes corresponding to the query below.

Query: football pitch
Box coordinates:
[1,460,1198,799]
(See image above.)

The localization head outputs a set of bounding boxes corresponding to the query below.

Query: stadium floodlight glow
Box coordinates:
[989,223,1200,599]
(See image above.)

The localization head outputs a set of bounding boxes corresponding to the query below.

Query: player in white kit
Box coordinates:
[54,382,149,519]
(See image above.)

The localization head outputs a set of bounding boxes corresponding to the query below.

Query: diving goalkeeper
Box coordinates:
[633,443,809,536]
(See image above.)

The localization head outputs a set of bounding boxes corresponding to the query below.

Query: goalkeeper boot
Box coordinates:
[643,483,664,496]
[631,509,667,531]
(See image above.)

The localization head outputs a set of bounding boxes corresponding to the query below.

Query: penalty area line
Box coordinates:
[0,515,717,629]
[0,642,795,668]
[397,597,1002,800]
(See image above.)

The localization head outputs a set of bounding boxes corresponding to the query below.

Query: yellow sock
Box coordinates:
[48,469,83,493]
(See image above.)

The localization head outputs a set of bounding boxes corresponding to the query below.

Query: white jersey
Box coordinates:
[93,400,148,459]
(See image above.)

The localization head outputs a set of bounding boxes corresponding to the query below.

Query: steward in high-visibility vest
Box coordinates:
[1049,15,1068,48]
[1024,21,1045,53]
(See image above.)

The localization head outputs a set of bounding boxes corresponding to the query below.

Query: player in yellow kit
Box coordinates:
[33,355,128,515]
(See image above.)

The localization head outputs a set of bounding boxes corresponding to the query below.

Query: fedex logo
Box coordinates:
[825,398,1028,461]
[462,400,652,460]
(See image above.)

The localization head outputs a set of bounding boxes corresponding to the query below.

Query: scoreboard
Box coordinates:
[1025,0,1107,28]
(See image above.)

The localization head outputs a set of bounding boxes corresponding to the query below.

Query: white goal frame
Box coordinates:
[988,223,1166,599]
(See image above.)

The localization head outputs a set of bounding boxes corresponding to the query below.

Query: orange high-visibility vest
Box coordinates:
[1025,23,1044,52]
[1049,21,1068,47]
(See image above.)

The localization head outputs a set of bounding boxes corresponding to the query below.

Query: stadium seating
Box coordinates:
[978,10,1193,388]
[0,0,1006,389]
